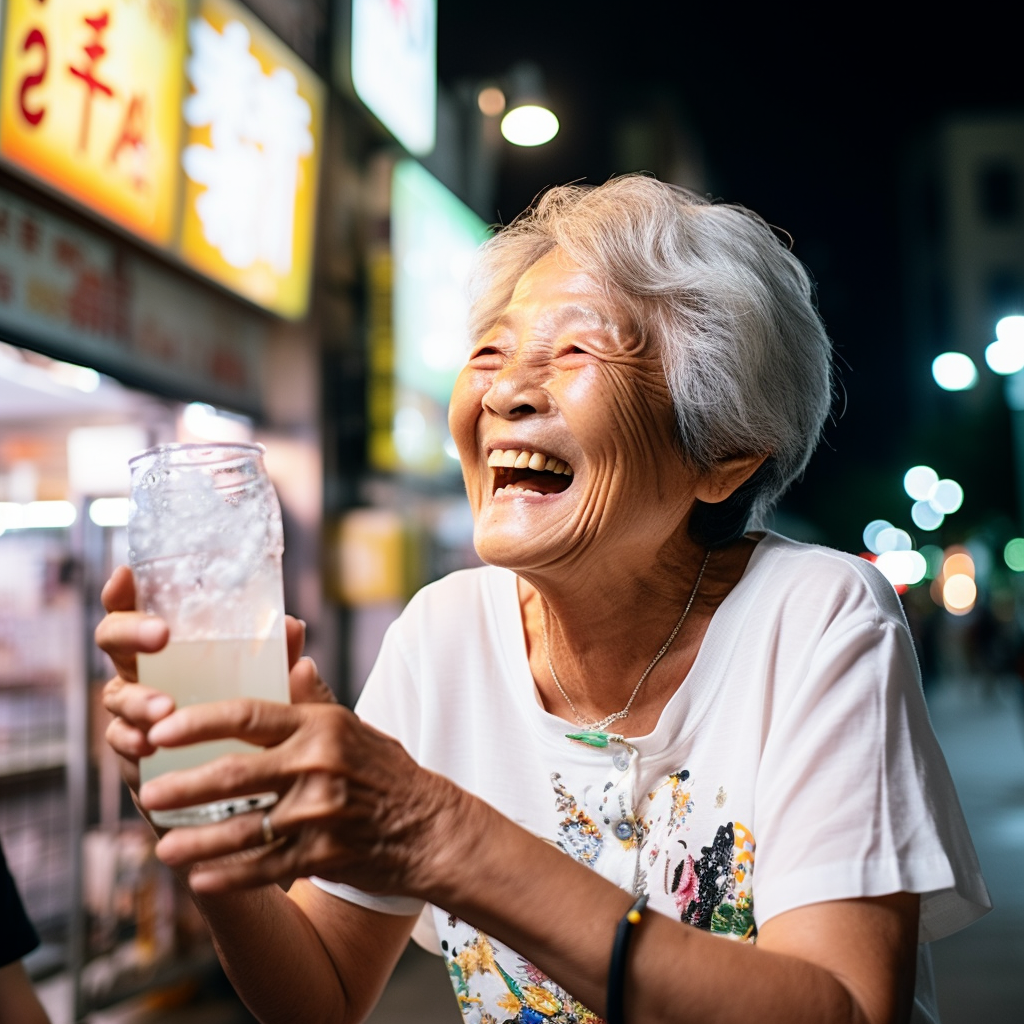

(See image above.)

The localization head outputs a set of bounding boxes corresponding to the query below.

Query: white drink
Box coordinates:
[138,633,289,826]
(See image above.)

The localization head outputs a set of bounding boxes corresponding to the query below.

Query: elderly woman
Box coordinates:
[98,176,988,1024]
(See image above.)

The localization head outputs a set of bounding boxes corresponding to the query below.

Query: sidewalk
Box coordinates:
[925,678,1024,1021]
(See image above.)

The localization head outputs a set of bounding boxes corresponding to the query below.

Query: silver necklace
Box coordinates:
[541,550,711,732]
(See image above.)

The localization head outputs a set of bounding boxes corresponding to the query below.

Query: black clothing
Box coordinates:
[0,839,39,968]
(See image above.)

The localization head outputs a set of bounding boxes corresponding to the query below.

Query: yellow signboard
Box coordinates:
[177,0,324,318]
[0,0,188,247]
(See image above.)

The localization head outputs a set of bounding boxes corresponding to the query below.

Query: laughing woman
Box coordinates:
[98,176,988,1024]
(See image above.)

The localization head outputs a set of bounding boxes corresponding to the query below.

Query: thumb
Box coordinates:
[290,656,336,705]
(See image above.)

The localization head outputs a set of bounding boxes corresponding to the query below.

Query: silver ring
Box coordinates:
[261,812,275,845]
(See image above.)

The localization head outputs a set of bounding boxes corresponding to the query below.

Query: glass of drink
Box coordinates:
[128,442,290,827]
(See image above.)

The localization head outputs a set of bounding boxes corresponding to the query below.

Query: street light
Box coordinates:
[490,63,559,148]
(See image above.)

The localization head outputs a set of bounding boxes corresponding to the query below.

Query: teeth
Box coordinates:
[487,449,572,475]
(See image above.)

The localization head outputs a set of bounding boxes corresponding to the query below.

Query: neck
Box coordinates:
[516,535,760,733]
[542,549,710,730]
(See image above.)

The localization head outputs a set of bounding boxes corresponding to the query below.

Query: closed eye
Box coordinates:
[468,346,503,369]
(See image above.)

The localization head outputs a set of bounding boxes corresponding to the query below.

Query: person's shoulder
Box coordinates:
[752,531,905,628]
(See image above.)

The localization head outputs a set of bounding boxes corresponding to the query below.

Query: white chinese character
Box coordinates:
[182,18,313,273]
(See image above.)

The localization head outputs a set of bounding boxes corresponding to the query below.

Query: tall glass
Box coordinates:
[128,443,290,827]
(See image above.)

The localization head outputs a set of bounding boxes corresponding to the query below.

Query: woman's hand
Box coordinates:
[97,565,174,798]
[96,566,328,809]
[137,695,463,900]
[96,567,464,900]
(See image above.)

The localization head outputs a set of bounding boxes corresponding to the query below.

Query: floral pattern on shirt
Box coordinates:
[438,757,756,1022]
[441,930,605,1024]
[645,769,758,942]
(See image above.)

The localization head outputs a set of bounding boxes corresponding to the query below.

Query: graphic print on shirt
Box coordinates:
[646,770,757,942]
[551,772,605,865]
[437,761,755,1021]
[440,929,605,1024]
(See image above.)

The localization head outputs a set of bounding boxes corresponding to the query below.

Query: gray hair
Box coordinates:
[467,175,833,545]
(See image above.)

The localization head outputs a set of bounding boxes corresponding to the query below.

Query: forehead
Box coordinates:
[496,249,637,339]
[503,247,622,315]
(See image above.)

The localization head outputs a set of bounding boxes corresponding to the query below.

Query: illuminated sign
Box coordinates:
[0,0,188,246]
[369,159,487,474]
[178,0,325,318]
[0,185,268,412]
[0,0,324,319]
[349,0,436,156]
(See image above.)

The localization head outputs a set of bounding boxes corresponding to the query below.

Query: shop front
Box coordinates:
[0,1,326,1019]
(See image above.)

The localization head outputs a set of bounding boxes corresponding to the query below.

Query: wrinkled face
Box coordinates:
[449,249,704,574]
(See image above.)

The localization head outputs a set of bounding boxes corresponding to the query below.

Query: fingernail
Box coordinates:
[148,694,173,717]
[138,618,166,647]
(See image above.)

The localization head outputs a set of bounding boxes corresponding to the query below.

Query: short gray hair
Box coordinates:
[467,174,833,545]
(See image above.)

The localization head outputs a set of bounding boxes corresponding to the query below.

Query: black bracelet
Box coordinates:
[607,893,649,1024]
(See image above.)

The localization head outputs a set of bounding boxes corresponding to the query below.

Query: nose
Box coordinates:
[481,360,551,419]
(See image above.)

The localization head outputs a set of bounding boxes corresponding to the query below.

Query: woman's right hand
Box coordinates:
[96,565,173,797]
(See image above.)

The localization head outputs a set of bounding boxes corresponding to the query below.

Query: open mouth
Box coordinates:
[487,448,573,495]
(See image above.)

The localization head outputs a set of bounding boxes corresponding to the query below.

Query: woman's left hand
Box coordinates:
[139,696,464,898]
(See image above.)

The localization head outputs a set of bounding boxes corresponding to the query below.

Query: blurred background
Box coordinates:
[0,1,1021,1021]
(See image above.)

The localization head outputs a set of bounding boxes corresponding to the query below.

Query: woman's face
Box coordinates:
[449,249,705,575]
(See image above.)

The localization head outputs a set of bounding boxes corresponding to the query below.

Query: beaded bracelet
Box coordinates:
[606,893,649,1024]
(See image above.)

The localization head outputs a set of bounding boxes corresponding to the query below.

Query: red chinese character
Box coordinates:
[19,216,42,254]
[19,27,48,126]
[53,238,82,267]
[68,12,114,152]
[109,93,148,190]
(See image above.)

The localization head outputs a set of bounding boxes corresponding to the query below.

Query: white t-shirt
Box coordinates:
[314,533,990,1023]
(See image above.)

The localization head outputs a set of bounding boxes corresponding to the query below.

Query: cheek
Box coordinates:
[448,369,483,449]
[560,367,676,463]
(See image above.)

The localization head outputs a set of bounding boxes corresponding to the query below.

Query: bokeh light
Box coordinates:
[928,478,964,514]
[996,314,1024,343]
[943,551,975,579]
[88,497,130,527]
[500,105,559,146]
[942,574,977,614]
[1005,538,1024,572]
[477,86,506,116]
[985,336,1024,375]
[919,544,944,579]
[876,550,928,587]
[911,500,944,531]
[931,352,978,391]
[863,519,893,554]
[904,465,939,501]
[875,526,913,553]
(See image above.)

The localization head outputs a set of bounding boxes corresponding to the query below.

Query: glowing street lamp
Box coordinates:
[497,62,559,148]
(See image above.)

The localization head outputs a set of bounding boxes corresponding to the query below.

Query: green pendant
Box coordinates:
[566,730,610,748]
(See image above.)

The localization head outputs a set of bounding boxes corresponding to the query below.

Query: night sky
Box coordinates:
[437,5,1024,550]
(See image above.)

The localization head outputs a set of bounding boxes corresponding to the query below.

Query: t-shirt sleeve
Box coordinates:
[1,841,39,968]
[751,584,990,942]
[309,616,427,918]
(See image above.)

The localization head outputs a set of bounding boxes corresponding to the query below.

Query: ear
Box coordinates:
[694,453,769,504]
